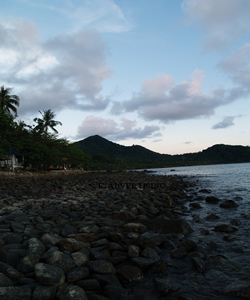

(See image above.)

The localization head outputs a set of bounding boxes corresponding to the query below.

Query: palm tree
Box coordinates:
[0,85,20,116]
[34,109,62,134]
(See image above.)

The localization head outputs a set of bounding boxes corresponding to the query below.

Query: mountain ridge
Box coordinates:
[74,135,250,169]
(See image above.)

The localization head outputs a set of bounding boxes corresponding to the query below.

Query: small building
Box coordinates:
[0,149,24,170]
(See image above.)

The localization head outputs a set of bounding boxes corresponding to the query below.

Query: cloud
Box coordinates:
[212,116,235,129]
[113,69,241,123]
[217,43,250,90]
[75,116,161,141]
[0,20,112,115]
[182,0,250,50]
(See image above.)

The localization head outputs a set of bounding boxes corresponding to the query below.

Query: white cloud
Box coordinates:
[115,69,239,122]
[75,116,161,141]
[0,20,112,115]
[212,116,235,129]
[182,0,250,50]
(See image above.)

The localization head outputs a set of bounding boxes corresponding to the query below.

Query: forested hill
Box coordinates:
[75,135,250,169]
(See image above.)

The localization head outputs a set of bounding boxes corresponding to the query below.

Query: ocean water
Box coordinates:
[144,163,250,299]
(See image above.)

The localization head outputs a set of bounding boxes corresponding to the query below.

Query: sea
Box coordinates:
[142,163,250,299]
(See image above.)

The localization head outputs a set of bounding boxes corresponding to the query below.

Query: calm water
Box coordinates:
[144,163,250,299]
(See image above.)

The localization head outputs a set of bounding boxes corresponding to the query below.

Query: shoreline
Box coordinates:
[0,170,245,299]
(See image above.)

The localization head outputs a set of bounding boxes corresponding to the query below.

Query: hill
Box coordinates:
[75,135,250,170]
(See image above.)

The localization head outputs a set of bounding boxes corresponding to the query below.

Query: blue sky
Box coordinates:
[1,0,250,154]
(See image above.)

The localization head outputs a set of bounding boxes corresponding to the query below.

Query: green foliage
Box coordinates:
[0,85,20,117]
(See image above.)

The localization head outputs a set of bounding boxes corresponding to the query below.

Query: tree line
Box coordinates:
[0,85,91,170]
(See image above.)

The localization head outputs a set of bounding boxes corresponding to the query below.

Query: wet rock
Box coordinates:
[205,196,220,204]
[123,222,147,233]
[177,240,197,252]
[34,262,65,286]
[136,232,166,247]
[154,278,178,295]
[130,257,155,271]
[219,199,239,208]
[141,247,160,261]
[150,259,168,274]
[41,233,62,246]
[148,218,192,235]
[170,249,188,259]
[199,189,211,193]
[71,249,90,267]
[192,257,205,273]
[214,224,238,233]
[104,284,130,299]
[225,280,250,298]
[76,278,100,290]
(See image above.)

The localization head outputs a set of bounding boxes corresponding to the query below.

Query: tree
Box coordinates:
[0,85,20,117]
[34,109,62,134]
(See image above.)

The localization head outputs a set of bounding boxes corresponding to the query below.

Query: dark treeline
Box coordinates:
[75,135,250,170]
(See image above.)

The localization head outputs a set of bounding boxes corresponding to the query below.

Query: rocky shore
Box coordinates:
[0,170,247,299]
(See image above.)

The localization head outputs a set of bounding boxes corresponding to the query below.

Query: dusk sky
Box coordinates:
[1,0,250,154]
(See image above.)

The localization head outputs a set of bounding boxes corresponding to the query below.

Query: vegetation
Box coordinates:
[0,86,90,170]
[75,135,250,170]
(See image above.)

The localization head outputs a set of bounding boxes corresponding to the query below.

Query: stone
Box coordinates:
[34,262,65,286]
[214,224,238,233]
[141,247,160,261]
[92,273,122,288]
[154,278,178,295]
[0,262,23,280]
[41,233,62,246]
[205,196,220,204]
[104,285,130,299]
[219,199,239,208]
[150,259,168,274]
[123,222,147,233]
[177,240,197,252]
[117,265,144,282]
[66,267,90,283]
[0,272,14,287]
[88,260,116,274]
[128,245,140,258]
[0,286,32,300]
[136,232,166,247]
[32,286,56,300]
[148,218,192,235]
[56,238,91,252]
[76,279,100,290]
[130,257,155,271]
[71,250,90,267]
[56,285,88,300]
[46,250,75,273]
[192,257,205,273]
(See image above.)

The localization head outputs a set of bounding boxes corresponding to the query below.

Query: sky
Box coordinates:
[0,0,250,155]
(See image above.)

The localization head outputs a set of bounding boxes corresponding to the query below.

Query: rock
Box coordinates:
[170,249,188,259]
[141,247,160,261]
[220,200,239,208]
[76,279,100,290]
[148,218,192,235]
[57,285,88,300]
[56,238,90,252]
[177,240,197,252]
[150,259,168,274]
[154,278,178,295]
[205,196,220,204]
[0,286,32,300]
[0,272,14,287]
[130,257,155,271]
[225,281,250,298]
[104,285,130,299]
[91,273,122,288]
[71,249,90,267]
[136,232,166,247]
[117,265,144,282]
[192,257,205,273]
[32,286,56,300]
[34,262,65,286]
[66,267,90,283]
[88,260,116,274]
[0,262,23,280]
[214,224,238,233]
[199,189,211,193]
[46,250,75,273]
[128,245,140,258]
[41,233,62,246]
[123,222,147,233]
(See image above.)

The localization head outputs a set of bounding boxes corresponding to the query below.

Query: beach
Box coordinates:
[0,170,246,299]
